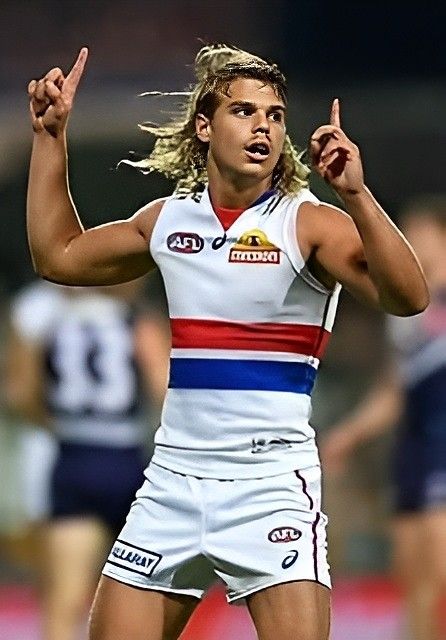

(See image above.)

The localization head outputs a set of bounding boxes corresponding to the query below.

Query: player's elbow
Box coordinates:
[400,296,430,317]
[31,257,57,282]
[385,288,430,317]
[32,254,72,286]
[404,283,430,316]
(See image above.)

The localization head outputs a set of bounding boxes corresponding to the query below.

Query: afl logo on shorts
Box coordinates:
[167,232,204,254]
[229,228,280,264]
[268,527,302,543]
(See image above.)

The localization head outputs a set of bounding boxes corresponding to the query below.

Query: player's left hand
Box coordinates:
[309,99,364,197]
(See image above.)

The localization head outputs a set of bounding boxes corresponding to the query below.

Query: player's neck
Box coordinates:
[207,165,273,209]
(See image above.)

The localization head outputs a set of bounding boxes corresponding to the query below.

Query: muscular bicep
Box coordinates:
[40,199,164,286]
[298,202,380,308]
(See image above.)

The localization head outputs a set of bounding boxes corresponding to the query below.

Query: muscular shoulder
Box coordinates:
[297,200,357,262]
[296,200,364,290]
[130,197,169,244]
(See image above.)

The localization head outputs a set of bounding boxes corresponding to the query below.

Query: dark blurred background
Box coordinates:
[0,2,444,638]
[1,0,446,293]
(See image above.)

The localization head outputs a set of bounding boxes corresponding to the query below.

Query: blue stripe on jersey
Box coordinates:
[169,358,317,394]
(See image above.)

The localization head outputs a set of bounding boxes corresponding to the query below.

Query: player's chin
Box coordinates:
[239,159,274,179]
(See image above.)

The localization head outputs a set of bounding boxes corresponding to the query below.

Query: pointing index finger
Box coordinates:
[330,98,340,127]
[63,47,89,97]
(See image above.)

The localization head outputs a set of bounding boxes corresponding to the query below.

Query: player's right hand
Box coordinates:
[27,48,88,137]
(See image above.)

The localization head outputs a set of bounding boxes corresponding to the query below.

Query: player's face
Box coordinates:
[196,77,286,186]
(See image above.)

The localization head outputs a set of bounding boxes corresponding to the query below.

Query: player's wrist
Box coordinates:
[336,183,369,204]
[32,127,67,148]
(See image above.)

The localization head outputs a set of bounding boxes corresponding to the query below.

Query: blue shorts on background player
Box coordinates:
[5,279,169,640]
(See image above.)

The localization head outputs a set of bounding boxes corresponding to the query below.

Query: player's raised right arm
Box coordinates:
[27,48,158,286]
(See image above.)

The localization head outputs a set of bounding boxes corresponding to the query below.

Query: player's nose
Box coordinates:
[252,110,270,133]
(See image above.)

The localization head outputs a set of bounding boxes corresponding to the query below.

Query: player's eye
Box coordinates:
[233,107,252,117]
[269,111,283,122]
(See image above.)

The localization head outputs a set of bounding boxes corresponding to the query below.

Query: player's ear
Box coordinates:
[196,113,210,142]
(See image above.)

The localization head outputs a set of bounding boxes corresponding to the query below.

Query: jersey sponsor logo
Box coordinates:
[167,232,204,254]
[108,540,162,577]
[268,527,302,543]
[229,228,280,264]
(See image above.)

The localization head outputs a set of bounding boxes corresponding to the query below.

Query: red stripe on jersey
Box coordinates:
[170,318,330,359]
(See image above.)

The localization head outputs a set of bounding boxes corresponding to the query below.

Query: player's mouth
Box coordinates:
[244,141,270,162]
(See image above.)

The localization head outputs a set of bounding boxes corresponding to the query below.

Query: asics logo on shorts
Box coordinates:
[282,549,299,569]
[268,527,302,543]
[108,539,162,577]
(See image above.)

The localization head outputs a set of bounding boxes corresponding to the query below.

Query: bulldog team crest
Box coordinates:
[229,229,281,264]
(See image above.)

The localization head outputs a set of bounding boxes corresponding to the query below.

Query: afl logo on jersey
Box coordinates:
[167,232,204,254]
[229,229,280,264]
[268,527,302,543]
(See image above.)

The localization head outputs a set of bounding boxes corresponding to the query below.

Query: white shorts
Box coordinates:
[102,462,330,602]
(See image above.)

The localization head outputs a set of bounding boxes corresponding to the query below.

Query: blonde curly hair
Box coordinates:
[126,44,309,196]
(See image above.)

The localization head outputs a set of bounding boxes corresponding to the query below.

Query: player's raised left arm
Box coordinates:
[27,48,159,286]
[303,99,429,316]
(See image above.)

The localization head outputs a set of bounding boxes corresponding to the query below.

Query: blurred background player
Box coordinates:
[322,195,446,640]
[4,278,169,640]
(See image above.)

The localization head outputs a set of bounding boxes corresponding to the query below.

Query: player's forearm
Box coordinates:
[27,131,84,279]
[342,187,429,316]
[12,401,51,428]
[5,383,51,427]
[335,380,403,446]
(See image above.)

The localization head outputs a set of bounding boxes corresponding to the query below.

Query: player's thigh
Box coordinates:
[89,575,199,640]
[391,513,423,585]
[422,506,446,583]
[246,580,330,640]
[44,516,111,600]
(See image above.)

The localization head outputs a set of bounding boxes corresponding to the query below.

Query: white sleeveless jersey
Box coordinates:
[11,281,146,448]
[150,187,341,478]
